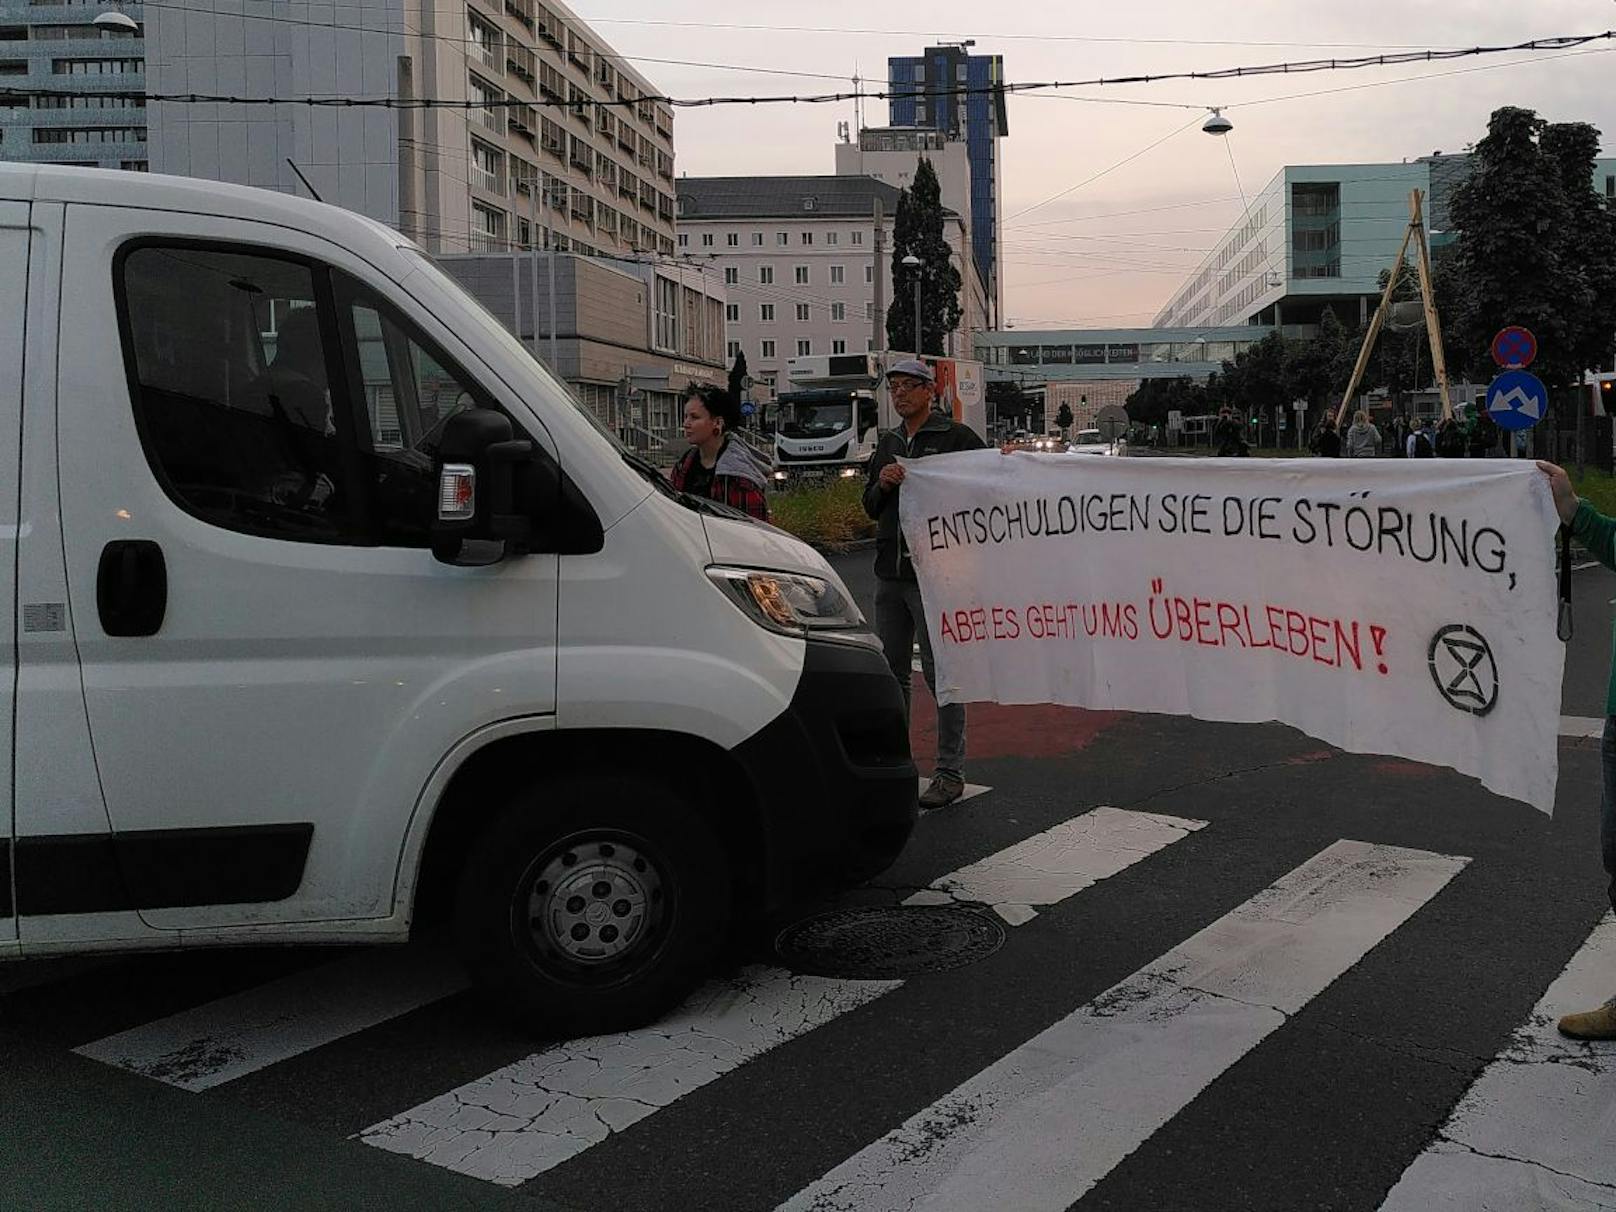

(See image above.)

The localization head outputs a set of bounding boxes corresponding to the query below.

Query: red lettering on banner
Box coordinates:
[933,583,1387,676]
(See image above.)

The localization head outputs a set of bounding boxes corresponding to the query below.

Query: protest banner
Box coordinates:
[898,453,1566,813]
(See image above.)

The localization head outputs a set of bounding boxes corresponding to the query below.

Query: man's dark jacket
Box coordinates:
[862,411,986,581]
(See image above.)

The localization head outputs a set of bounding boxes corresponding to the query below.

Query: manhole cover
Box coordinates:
[773,905,1006,979]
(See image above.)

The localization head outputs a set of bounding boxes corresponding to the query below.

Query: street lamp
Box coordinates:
[92,10,140,33]
[902,253,921,356]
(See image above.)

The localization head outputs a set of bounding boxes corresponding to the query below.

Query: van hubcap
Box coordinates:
[527,838,663,965]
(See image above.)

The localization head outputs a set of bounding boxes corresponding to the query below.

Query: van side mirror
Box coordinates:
[431,408,535,565]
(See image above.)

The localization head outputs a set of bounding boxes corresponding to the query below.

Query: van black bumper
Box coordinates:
[734,636,918,910]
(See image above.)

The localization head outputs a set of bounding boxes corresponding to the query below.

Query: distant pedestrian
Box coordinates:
[1309,415,1342,458]
[863,359,985,810]
[1434,415,1465,458]
[1469,410,1499,459]
[1390,414,1409,458]
[1344,410,1381,458]
[1213,407,1246,457]
[669,383,771,521]
[1407,417,1435,458]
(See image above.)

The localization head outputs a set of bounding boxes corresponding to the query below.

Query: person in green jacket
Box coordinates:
[1541,461,1616,1038]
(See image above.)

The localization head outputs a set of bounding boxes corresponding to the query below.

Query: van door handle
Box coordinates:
[97,540,167,637]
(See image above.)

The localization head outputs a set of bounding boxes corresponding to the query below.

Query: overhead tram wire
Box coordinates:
[1006,113,1206,224]
[576,16,1462,52]
[121,0,859,82]
[11,30,1614,111]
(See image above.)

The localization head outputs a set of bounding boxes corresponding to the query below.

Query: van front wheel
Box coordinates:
[453,776,732,1036]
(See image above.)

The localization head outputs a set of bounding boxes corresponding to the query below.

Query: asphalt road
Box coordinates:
[3,559,1614,1212]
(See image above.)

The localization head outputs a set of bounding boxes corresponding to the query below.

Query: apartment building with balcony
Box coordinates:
[0,4,149,172]
[93,0,679,257]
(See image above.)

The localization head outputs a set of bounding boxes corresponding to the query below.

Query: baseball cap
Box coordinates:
[884,358,934,383]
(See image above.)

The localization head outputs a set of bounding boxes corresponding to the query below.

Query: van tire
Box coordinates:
[452,775,732,1036]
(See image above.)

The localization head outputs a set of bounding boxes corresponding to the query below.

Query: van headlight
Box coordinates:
[706,567,877,646]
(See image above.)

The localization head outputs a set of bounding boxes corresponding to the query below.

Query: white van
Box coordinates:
[0,165,917,1033]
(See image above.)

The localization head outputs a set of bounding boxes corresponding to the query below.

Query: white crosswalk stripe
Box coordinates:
[356,805,1206,1187]
[905,805,1204,925]
[1378,912,1616,1211]
[1561,715,1605,739]
[779,839,1469,1212]
[73,945,469,1091]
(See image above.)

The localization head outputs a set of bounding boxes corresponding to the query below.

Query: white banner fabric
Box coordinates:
[897,453,1565,813]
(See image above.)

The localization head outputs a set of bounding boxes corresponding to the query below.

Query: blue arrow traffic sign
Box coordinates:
[1486,368,1549,431]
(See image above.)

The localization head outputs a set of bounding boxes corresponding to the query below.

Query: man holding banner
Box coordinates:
[863,359,986,810]
[1542,461,1616,1040]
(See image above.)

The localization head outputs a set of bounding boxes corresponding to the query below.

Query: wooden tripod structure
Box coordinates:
[1334,189,1453,428]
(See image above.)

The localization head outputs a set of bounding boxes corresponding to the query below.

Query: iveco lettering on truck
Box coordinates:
[0,164,918,1034]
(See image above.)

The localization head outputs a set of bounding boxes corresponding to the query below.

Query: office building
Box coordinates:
[439,252,725,442]
[1153,154,1616,330]
[676,174,988,401]
[887,44,1007,325]
[1,0,679,258]
[0,5,148,172]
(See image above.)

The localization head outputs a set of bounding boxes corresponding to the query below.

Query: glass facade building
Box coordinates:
[888,45,1006,324]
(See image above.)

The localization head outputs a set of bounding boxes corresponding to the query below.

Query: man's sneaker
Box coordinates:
[919,773,965,810]
[1558,1000,1616,1040]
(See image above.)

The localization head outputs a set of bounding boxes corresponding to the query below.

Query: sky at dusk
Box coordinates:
[581,0,1616,331]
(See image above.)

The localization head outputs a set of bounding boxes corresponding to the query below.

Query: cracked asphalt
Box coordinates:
[1,561,1613,1212]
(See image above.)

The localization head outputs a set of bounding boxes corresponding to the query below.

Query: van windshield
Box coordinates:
[400,248,628,454]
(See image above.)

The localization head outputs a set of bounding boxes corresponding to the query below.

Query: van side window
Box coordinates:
[117,246,355,542]
[339,280,498,548]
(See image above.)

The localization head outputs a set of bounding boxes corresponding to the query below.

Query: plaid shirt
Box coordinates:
[670,448,770,522]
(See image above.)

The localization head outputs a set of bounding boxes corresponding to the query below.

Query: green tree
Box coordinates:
[1126,376,1210,428]
[726,348,749,418]
[1447,107,1616,394]
[1055,402,1074,434]
[886,158,963,356]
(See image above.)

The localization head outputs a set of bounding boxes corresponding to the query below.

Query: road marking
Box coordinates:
[780,839,1468,1212]
[74,946,469,1091]
[360,966,899,1185]
[1378,913,1616,1211]
[1573,561,1600,572]
[1560,716,1605,739]
[359,807,1205,1187]
[905,805,1205,926]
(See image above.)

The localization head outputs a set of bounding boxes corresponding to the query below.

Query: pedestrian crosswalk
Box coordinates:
[783,840,1467,1212]
[1378,913,1616,1211]
[8,787,1614,1211]
[359,804,1204,1186]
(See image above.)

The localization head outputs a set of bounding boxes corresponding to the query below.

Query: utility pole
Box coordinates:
[528,181,540,360]
[871,197,885,359]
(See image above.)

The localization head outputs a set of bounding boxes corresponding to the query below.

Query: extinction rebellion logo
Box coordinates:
[1427,624,1498,716]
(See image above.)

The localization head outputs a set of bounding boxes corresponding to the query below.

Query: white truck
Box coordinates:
[772,352,986,482]
[0,164,919,1035]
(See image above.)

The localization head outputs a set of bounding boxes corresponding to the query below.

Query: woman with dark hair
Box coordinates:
[669,383,771,521]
